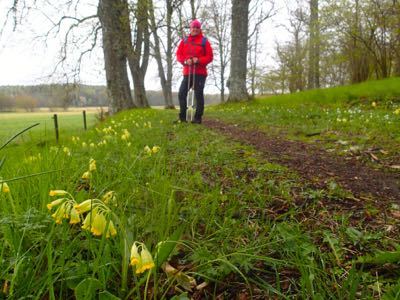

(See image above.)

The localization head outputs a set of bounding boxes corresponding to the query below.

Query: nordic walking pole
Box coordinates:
[186,65,192,121]
[190,63,196,122]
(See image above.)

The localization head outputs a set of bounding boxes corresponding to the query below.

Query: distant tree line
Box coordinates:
[0,84,107,111]
[0,84,221,111]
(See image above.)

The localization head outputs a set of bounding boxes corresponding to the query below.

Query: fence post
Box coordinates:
[53,114,59,143]
[83,110,87,130]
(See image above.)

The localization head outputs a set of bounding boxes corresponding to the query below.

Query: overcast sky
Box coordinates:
[0,0,294,92]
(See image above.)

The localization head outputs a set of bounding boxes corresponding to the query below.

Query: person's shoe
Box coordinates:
[191,118,202,124]
[173,119,187,124]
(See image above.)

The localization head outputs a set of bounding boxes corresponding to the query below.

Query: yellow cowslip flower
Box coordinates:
[106,220,117,238]
[81,211,93,231]
[394,108,400,115]
[102,191,116,205]
[136,246,155,274]
[122,129,130,139]
[1,182,10,193]
[74,199,96,214]
[130,243,141,266]
[82,142,87,148]
[49,190,68,197]
[82,171,91,179]
[90,211,103,235]
[127,142,132,147]
[121,132,130,141]
[144,145,151,155]
[152,146,160,154]
[87,211,117,238]
[69,207,80,224]
[372,101,377,107]
[90,143,95,148]
[89,158,96,171]
[48,198,79,225]
[47,198,65,210]
[63,147,71,156]
[51,202,67,224]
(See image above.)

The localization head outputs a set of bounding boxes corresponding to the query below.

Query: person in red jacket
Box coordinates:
[176,19,213,124]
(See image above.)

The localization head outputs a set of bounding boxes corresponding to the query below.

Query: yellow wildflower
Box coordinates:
[84,211,117,238]
[152,146,160,154]
[90,143,95,148]
[82,142,87,148]
[91,212,106,236]
[69,207,81,224]
[106,220,117,238]
[63,147,71,156]
[394,108,400,115]
[47,198,65,210]
[130,243,141,266]
[49,190,68,197]
[372,101,377,107]
[89,158,96,171]
[1,182,10,193]
[82,211,93,231]
[47,195,79,225]
[102,191,116,205]
[51,202,67,224]
[136,246,155,274]
[74,199,95,214]
[144,145,152,155]
[82,171,91,179]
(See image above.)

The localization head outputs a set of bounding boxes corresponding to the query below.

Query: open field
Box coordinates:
[0,109,100,144]
[0,79,399,299]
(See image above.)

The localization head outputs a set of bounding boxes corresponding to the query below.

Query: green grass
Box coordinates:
[0,111,98,144]
[0,79,399,299]
[208,77,400,167]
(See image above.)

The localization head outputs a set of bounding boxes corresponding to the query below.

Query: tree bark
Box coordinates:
[227,0,250,102]
[148,0,175,109]
[126,0,150,107]
[395,1,400,76]
[98,0,135,113]
[308,0,320,89]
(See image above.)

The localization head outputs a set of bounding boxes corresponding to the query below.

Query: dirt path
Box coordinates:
[203,118,400,201]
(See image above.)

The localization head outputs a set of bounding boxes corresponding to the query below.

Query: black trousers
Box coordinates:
[178,74,206,121]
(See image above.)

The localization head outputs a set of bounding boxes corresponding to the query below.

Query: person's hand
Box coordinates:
[193,57,199,64]
[185,58,193,65]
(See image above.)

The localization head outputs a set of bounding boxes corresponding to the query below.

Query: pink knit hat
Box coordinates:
[190,19,202,29]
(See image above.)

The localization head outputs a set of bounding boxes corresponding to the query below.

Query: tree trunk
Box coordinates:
[190,0,196,19]
[348,0,370,83]
[308,0,320,89]
[98,0,135,113]
[395,1,400,76]
[227,0,250,102]
[126,0,150,107]
[148,0,175,109]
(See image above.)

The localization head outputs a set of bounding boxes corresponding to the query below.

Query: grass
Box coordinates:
[0,110,99,145]
[0,78,399,299]
[208,77,400,167]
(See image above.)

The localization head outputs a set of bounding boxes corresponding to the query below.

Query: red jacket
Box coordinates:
[176,33,213,76]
